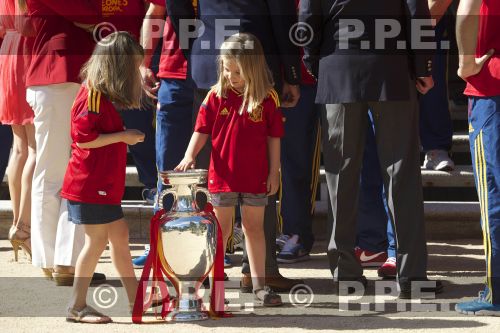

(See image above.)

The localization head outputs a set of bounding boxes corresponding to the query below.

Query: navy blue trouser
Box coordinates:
[155,77,196,209]
[0,124,13,181]
[419,16,453,152]
[120,107,157,189]
[356,114,396,258]
[468,96,500,305]
[279,84,320,252]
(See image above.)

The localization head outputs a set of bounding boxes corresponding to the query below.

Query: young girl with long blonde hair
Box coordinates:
[176,32,284,306]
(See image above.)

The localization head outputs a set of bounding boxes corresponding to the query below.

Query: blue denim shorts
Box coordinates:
[67,200,124,225]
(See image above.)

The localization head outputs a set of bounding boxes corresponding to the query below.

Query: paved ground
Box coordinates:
[1,239,499,333]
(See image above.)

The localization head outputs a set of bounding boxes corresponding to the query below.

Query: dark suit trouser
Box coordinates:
[193,89,279,277]
[322,90,428,285]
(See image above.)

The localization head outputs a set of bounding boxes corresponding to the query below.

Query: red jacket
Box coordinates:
[26,0,100,86]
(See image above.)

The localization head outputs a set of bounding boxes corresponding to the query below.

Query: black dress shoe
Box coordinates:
[91,272,107,284]
[335,276,368,295]
[399,279,443,299]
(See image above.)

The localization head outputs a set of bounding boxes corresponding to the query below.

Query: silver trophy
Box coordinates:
[157,169,218,322]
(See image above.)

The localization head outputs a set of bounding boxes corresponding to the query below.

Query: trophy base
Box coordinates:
[167,310,208,322]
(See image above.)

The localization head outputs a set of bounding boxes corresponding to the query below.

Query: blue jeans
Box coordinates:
[120,108,157,189]
[468,96,500,304]
[419,16,453,152]
[356,113,396,258]
[279,84,319,252]
[0,124,12,181]
[156,78,196,208]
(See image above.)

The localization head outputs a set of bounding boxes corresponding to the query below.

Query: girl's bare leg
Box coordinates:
[69,224,108,310]
[241,205,266,290]
[107,219,138,305]
[6,125,28,228]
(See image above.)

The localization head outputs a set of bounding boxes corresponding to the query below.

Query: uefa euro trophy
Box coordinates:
[156,169,218,322]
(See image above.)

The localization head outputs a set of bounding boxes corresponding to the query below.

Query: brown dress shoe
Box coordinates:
[266,274,304,292]
[240,273,253,293]
[241,273,305,293]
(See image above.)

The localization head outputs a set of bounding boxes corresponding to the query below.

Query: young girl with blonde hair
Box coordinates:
[62,31,145,323]
[176,32,284,306]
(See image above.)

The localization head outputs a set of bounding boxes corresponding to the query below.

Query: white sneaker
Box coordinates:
[423,150,455,171]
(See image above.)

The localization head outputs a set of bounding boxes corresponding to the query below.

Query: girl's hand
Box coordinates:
[266,171,280,196]
[175,156,196,171]
[122,129,145,145]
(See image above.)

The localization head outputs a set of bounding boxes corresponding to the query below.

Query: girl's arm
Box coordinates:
[76,129,144,149]
[175,132,209,171]
[266,137,281,195]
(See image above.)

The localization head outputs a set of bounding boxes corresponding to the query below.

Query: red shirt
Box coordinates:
[149,0,196,79]
[98,0,145,41]
[464,0,500,97]
[195,88,284,194]
[61,86,127,205]
[26,0,100,86]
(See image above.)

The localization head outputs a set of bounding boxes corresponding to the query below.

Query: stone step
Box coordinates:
[1,132,473,189]
[319,165,475,188]
[121,165,478,189]
[0,200,481,240]
[134,164,475,188]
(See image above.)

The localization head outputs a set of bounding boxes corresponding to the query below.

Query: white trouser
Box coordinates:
[27,83,84,268]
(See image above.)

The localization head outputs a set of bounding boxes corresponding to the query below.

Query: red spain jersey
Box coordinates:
[464,0,500,97]
[194,88,284,194]
[61,86,127,205]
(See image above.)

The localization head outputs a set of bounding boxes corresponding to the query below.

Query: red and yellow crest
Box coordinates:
[248,105,263,122]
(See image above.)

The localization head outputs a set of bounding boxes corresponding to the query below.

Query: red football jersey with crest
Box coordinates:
[61,85,127,205]
[194,88,284,194]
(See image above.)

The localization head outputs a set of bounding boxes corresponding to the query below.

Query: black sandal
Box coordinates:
[254,287,283,307]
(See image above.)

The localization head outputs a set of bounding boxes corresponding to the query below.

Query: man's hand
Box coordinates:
[416,76,434,95]
[140,66,160,99]
[458,50,495,80]
[281,82,300,108]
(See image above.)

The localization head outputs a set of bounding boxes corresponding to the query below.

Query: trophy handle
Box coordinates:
[194,186,211,204]
[157,188,177,210]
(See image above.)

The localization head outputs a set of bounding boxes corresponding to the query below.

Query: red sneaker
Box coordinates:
[377,257,397,278]
[354,247,388,267]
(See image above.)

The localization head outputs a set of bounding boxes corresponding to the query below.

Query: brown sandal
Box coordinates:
[66,305,112,324]
[254,287,283,307]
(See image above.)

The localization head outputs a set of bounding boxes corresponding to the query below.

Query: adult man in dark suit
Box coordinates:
[300,0,442,298]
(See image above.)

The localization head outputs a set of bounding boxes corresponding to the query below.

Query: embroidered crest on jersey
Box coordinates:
[220,107,230,116]
[249,105,263,122]
[88,90,102,114]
